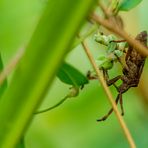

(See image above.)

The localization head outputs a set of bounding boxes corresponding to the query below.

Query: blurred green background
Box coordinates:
[0,0,148,148]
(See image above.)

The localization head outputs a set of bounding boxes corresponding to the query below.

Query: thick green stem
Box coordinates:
[0,1,96,147]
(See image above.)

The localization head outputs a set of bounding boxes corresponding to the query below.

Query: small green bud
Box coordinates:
[107,35,116,43]
[107,53,116,60]
[67,87,79,98]
[97,56,106,61]
[99,59,113,70]
[94,33,116,46]
[107,42,117,53]
[94,33,107,45]
[114,50,123,57]
[118,42,126,51]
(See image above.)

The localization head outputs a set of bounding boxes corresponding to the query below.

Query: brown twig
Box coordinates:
[0,47,24,85]
[81,41,136,148]
[90,13,148,56]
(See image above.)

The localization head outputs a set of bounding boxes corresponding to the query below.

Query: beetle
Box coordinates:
[97,31,147,121]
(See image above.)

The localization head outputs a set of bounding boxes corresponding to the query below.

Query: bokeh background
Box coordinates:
[0,0,148,148]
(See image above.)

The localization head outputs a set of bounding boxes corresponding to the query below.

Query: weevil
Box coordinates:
[97,31,147,121]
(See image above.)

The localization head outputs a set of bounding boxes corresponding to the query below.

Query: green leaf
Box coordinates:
[0,0,96,147]
[119,0,143,11]
[0,54,7,98]
[57,62,88,87]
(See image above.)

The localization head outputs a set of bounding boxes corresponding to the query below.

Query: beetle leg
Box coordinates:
[97,94,120,122]
[102,68,121,86]
[86,70,97,80]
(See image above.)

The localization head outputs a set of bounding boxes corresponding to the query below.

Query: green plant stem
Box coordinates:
[0,1,96,147]
[35,95,68,114]
[0,24,96,88]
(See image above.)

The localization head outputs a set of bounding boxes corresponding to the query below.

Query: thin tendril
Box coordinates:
[35,95,69,115]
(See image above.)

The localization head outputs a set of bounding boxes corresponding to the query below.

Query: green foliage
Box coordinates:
[119,0,143,11]
[0,0,96,147]
[94,32,125,70]
[36,62,87,115]
[57,62,88,87]
[35,60,89,115]
[94,32,116,46]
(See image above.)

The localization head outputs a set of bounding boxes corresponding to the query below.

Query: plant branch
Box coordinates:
[81,40,136,148]
[90,13,148,56]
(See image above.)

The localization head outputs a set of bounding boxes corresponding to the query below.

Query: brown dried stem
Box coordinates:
[90,13,148,56]
[0,48,24,86]
[81,41,136,148]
